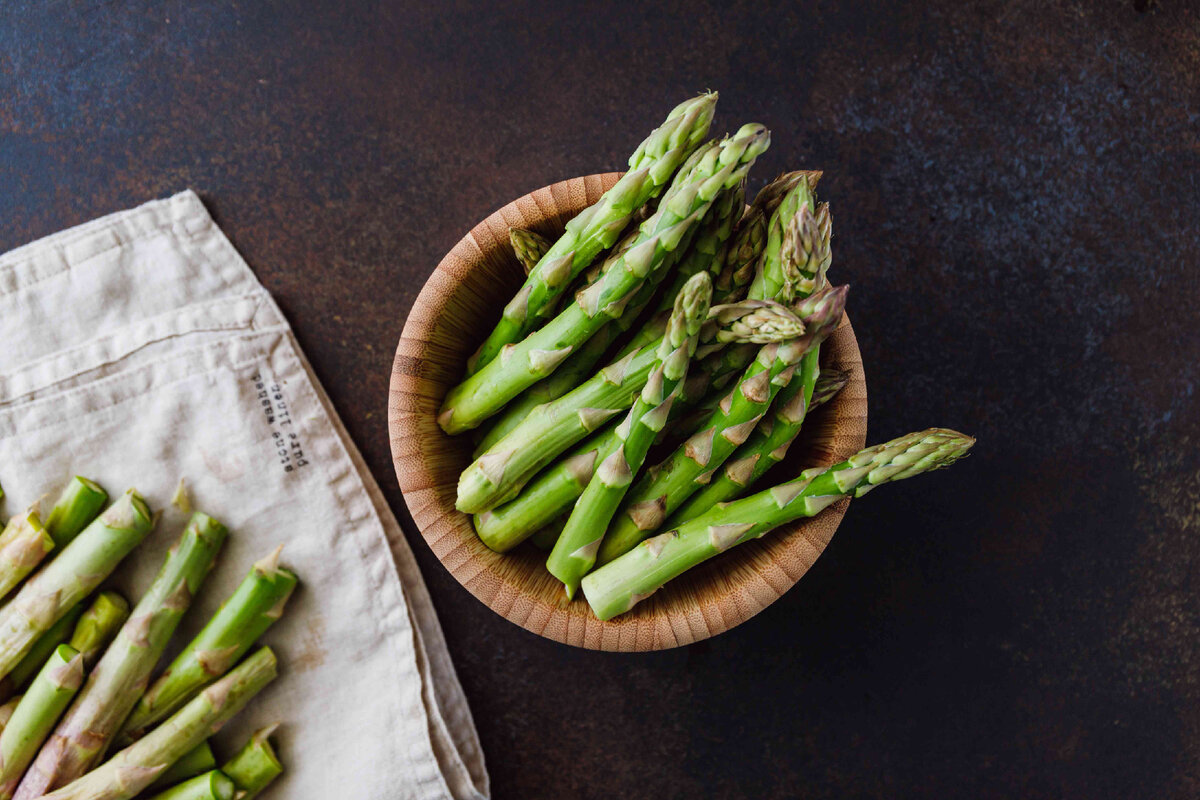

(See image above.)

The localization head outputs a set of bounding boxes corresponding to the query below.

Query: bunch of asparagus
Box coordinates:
[0,477,295,799]
[437,93,975,621]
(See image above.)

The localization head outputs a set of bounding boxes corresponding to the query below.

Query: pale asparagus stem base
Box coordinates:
[14,512,227,798]
[0,645,84,800]
[43,478,109,550]
[147,742,217,791]
[145,770,235,800]
[466,93,718,375]
[67,592,130,670]
[0,490,154,682]
[0,510,53,606]
[582,429,977,620]
[548,272,711,598]
[440,123,771,435]
[40,647,278,800]
[117,549,297,745]
[597,285,849,565]
[221,724,283,800]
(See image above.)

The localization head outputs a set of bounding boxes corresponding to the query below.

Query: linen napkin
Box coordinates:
[0,190,489,800]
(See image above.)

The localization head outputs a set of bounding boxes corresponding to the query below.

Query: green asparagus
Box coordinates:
[43,478,108,550]
[147,742,217,790]
[0,605,85,703]
[582,428,976,619]
[221,724,282,800]
[66,591,130,669]
[0,509,53,604]
[145,771,235,800]
[747,174,818,303]
[548,272,711,598]
[596,284,848,565]
[508,228,552,276]
[0,490,153,681]
[118,548,296,744]
[440,123,770,434]
[16,512,227,796]
[466,93,717,375]
[0,645,84,800]
[38,647,277,800]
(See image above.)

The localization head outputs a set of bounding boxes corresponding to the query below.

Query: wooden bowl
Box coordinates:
[389,173,867,651]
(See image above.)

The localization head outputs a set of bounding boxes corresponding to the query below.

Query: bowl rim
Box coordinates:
[389,172,868,651]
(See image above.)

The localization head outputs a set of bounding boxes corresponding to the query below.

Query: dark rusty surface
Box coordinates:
[3,1,1199,797]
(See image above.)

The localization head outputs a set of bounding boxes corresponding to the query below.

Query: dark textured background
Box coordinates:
[3,1,1198,797]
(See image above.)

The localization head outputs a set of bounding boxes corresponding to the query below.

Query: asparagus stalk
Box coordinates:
[0,700,17,735]
[0,645,84,799]
[145,771,235,800]
[508,228,552,276]
[0,490,153,681]
[0,509,53,604]
[747,174,818,303]
[669,364,850,525]
[43,478,109,550]
[440,123,771,434]
[583,428,976,619]
[117,549,296,745]
[221,724,282,800]
[38,647,277,800]
[148,741,217,790]
[15,512,227,797]
[0,606,85,703]
[548,272,711,598]
[67,592,131,670]
[528,517,566,551]
[596,285,848,565]
[467,93,718,375]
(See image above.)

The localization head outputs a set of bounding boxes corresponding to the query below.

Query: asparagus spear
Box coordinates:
[221,724,282,800]
[669,365,850,525]
[548,272,712,598]
[38,647,277,800]
[117,548,296,745]
[15,512,227,797]
[67,592,130,670]
[747,174,818,303]
[467,93,718,375]
[0,606,85,703]
[528,517,566,551]
[583,428,976,619]
[145,771,234,800]
[0,509,53,604]
[147,741,217,790]
[0,645,84,799]
[0,490,153,681]
[508,228,552,276]
[596,285,848,565]
[43,478,108,550]
[440,123,771,435]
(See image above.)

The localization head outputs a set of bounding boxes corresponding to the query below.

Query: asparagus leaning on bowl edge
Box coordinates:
[0,477,294,799]
[436,92,976,621]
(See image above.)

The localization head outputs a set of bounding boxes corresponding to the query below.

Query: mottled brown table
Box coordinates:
[3,2,1198,797]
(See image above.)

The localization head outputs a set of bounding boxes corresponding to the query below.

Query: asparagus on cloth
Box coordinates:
[66,592,130,670]
[220,724,282,800]
[439,122,771,434]
[466,93,717,375]
[0,605,85,704]
[43,478,109,551]
[583,428,976,619]
[118,548,296,745]
[146,742,217,791]
[38,647,277,800]
[0,490,153,681]
[0,510,53,604]
[145,770,235,800]
[597,285,848,565]
[15,512,227,797]
[0,645,84,800]
[548,272,711,598]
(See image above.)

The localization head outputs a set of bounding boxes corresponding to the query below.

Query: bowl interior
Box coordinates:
[389,173,867,651]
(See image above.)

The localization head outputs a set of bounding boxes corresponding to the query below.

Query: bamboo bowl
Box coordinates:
[389,173,867,651]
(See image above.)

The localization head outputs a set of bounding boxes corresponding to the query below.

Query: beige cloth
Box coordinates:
[0,191,488,799]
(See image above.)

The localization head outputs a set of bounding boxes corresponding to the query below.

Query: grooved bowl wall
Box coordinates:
[389,173,868,651]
